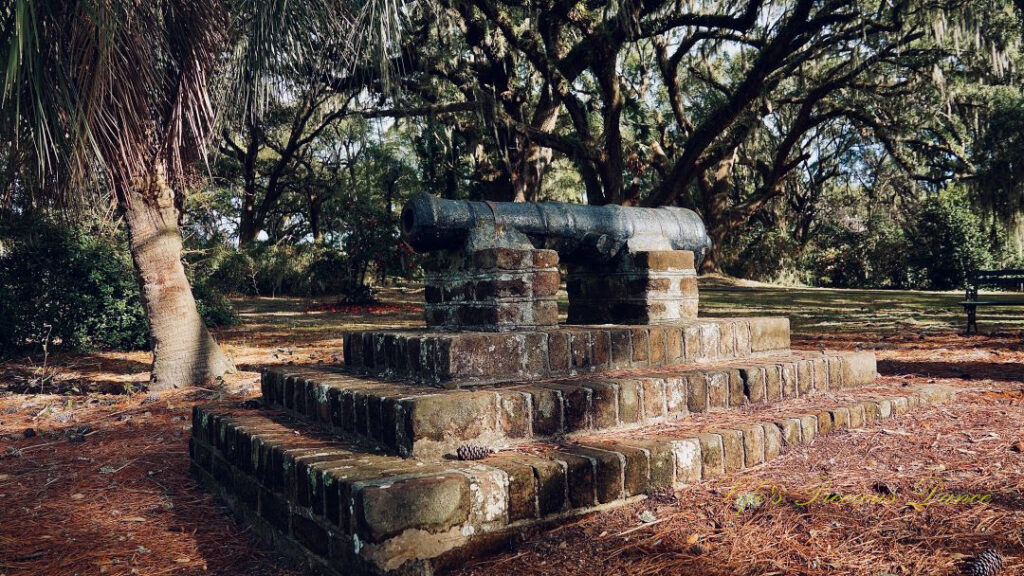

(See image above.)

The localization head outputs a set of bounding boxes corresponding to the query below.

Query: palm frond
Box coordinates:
[221,0,408,123]
[1,0,408,202]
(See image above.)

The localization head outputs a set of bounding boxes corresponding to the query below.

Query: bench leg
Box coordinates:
[966,306,977,334]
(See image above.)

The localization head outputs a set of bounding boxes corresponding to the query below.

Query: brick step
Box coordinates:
[342,316,791,386]
[190,383,954,576]
[261,350,877,459]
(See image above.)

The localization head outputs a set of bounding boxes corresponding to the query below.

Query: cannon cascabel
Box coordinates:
[399,192,712,266]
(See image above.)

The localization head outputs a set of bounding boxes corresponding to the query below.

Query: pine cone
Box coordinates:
[455,444,493,461]
[964,549,1004,576]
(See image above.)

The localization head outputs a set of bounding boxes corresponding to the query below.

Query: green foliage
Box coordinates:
[756,188,992,290]
[0,217,149,351]
[907,189,993,290]
[798,214,914,289]
[723,227,801,283]
[799,223,870,288]
[0,217,237,353]
[194,238,413,299]
[192,280,240,327]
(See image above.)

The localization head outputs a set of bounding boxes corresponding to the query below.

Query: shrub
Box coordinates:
[194,240,398,299]
[723,227,802,283]
[192,280,240,327]
[0,217,236,353]
[202,246,259,295]
[800,223,869,288]
[861,214,913,289]
[0,218,149,351]
[908,189,992,290]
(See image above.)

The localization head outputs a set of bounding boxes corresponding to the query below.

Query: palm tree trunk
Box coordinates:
[123,164,234,391]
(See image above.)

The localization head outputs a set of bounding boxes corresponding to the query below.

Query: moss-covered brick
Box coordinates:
[686,375,707,413]
[762,422,783,461]
[552,451,596,509]
[697,434,725,479]
[484,454,537,522]
[570,446,624,504]
[716,429,744,472]
[740,424,765,467]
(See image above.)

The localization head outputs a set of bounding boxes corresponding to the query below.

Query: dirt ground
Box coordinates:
[1,281,1022,576]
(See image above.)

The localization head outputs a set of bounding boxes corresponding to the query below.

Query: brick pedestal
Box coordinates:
[567,250,698,324]
[423,247,559,331]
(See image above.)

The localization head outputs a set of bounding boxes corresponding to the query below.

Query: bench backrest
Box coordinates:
[967,269,1024,297]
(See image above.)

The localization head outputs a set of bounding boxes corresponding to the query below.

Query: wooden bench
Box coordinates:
[962,269,1024,333]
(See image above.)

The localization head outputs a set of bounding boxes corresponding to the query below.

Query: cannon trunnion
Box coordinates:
[400,193,710,330]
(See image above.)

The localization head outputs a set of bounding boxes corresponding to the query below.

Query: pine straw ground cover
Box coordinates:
[1,284,1023,576]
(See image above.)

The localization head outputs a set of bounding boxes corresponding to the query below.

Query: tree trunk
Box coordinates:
[237,121,262,247]
[698,154,738,273]
[122,163,234,391]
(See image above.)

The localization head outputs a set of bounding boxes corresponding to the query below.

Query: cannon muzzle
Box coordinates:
[400,193,712,266]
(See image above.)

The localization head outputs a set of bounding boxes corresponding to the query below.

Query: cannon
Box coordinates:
[400,192,712,266]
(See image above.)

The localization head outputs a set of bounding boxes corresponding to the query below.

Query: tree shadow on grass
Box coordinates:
[877,360,1024,383]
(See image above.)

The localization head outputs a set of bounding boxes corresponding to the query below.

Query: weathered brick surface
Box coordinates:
[552,451,596,508]
[566,250,699,325]
[571,446,625,504]
[717,429,745,473]
[706,372,729,409]
[749,317,791,353]
[671,438,702,484]
[740,424,765,467]
[424,248,559,332]
[342,317,798,386]
[841,351,877,388]
[357,473,470,542]
[741,367,766,403]
[762,423,783,460]
[848,403,866,428]
[697,433,725,479]
[776,418,802,446]
[831,406,850,430]
[800,414,818,443]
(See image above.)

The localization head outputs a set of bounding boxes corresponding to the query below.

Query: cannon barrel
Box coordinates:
[400,193,712,265]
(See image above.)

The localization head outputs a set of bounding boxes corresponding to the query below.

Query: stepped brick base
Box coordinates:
[343,317,791,386]
[262,350,876,458]
[191,383,955,575]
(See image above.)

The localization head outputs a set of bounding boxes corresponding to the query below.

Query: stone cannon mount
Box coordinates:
[190,195,956,575]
